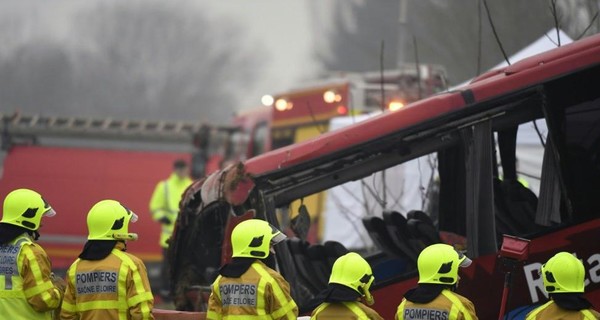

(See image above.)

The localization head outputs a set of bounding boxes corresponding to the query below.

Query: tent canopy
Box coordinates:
[452,28,573,89]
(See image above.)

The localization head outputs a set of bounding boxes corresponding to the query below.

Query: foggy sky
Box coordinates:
[1,0,598,123]
[0,0,318,122]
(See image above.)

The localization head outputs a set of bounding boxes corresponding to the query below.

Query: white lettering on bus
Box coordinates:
[588,254,600,283]
[524,262,546,303]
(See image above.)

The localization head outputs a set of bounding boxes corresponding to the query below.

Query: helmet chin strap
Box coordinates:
[362,291,374,306]
[362,275,375,305]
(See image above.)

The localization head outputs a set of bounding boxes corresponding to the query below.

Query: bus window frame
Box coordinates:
[542,81,600,223]
[250,121,269,158]
[260,90,550,273]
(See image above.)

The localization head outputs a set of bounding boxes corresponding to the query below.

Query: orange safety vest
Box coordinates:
[0,234,63,320]
[206,260,298,320]
[526,300,600,320]
[311,301,383,319]
[396,289,478,320]
[60,244,154,320]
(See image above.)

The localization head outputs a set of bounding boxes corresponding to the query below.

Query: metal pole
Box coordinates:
[397,0,409,65]
[498,271,512,320]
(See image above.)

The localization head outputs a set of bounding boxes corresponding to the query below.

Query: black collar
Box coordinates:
[304,283,362,313]
[404,284,449,303]
[317,283,362,303]
[219,258,257,277]
[551,293,592,311]
[78,240,118,260]
[0,223,31,244]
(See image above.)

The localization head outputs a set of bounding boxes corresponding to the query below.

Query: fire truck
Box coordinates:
[0,112,200,294]
[268,65,447,149]
[203,66,448,242]
[198,65,447,167]
[169,34,600,319]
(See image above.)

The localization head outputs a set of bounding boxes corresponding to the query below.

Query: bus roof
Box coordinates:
[244,33,600,176]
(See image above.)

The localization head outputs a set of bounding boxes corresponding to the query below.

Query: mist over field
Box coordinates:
[0,0,597,122]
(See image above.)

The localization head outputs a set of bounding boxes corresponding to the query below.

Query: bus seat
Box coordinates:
[495,126,544,237]
[406,210,442,247]
[323,241,349,268]
[493,178,532,236]
[285,238,324,294]
[500,179,543,234]
[382,210,419,263]
[362,216,409,260]
[407,210,436,227]
[306,244,331,287]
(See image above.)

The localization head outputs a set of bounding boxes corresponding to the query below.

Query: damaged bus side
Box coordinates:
[168,34,600,319]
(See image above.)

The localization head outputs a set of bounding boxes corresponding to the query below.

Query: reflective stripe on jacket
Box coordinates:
[396,289,478,320]
[206,260,298,320]
[60,242,154,320]
[0,234,63,320]
[311,301,384,320]
[149,173,192,248]
[526,301,600,320]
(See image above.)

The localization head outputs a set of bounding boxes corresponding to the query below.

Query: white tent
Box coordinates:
[321,29,572,249]
[489,29,572,72]
[452,29,572,89]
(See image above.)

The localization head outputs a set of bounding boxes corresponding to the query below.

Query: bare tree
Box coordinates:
[311,0,577,85]
[0,0,261,123]
[556,0,600,39]
[308,0,400,73]
[0,40,74,115]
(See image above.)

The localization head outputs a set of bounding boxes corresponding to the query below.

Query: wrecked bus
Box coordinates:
[168,34,600,319]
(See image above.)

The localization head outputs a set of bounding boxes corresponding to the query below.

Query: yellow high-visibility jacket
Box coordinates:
[149,173,192,248]
[526,300,600,320]
[206,260,298,320]
[0,234,64,320]
[396,289,478,320]
[311,301,383,319]
[60,242,154,320]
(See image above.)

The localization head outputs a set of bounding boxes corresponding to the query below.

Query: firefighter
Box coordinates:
[206,219,298,319]
[396,243,477,320]
[526,252,600,319]
[0,188,64,319]
[60,200,154,319]
[149,159,192,300]
[310,252,383,319]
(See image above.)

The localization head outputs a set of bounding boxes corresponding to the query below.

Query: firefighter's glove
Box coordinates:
[50,273,67,294]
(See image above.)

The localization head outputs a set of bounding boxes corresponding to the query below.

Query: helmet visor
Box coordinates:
[121,204,138,223]
[269,224,287,245]
[271,231,287,245]
[43,208,57,218]
[42,198,56,217]
[457,250,472,268]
